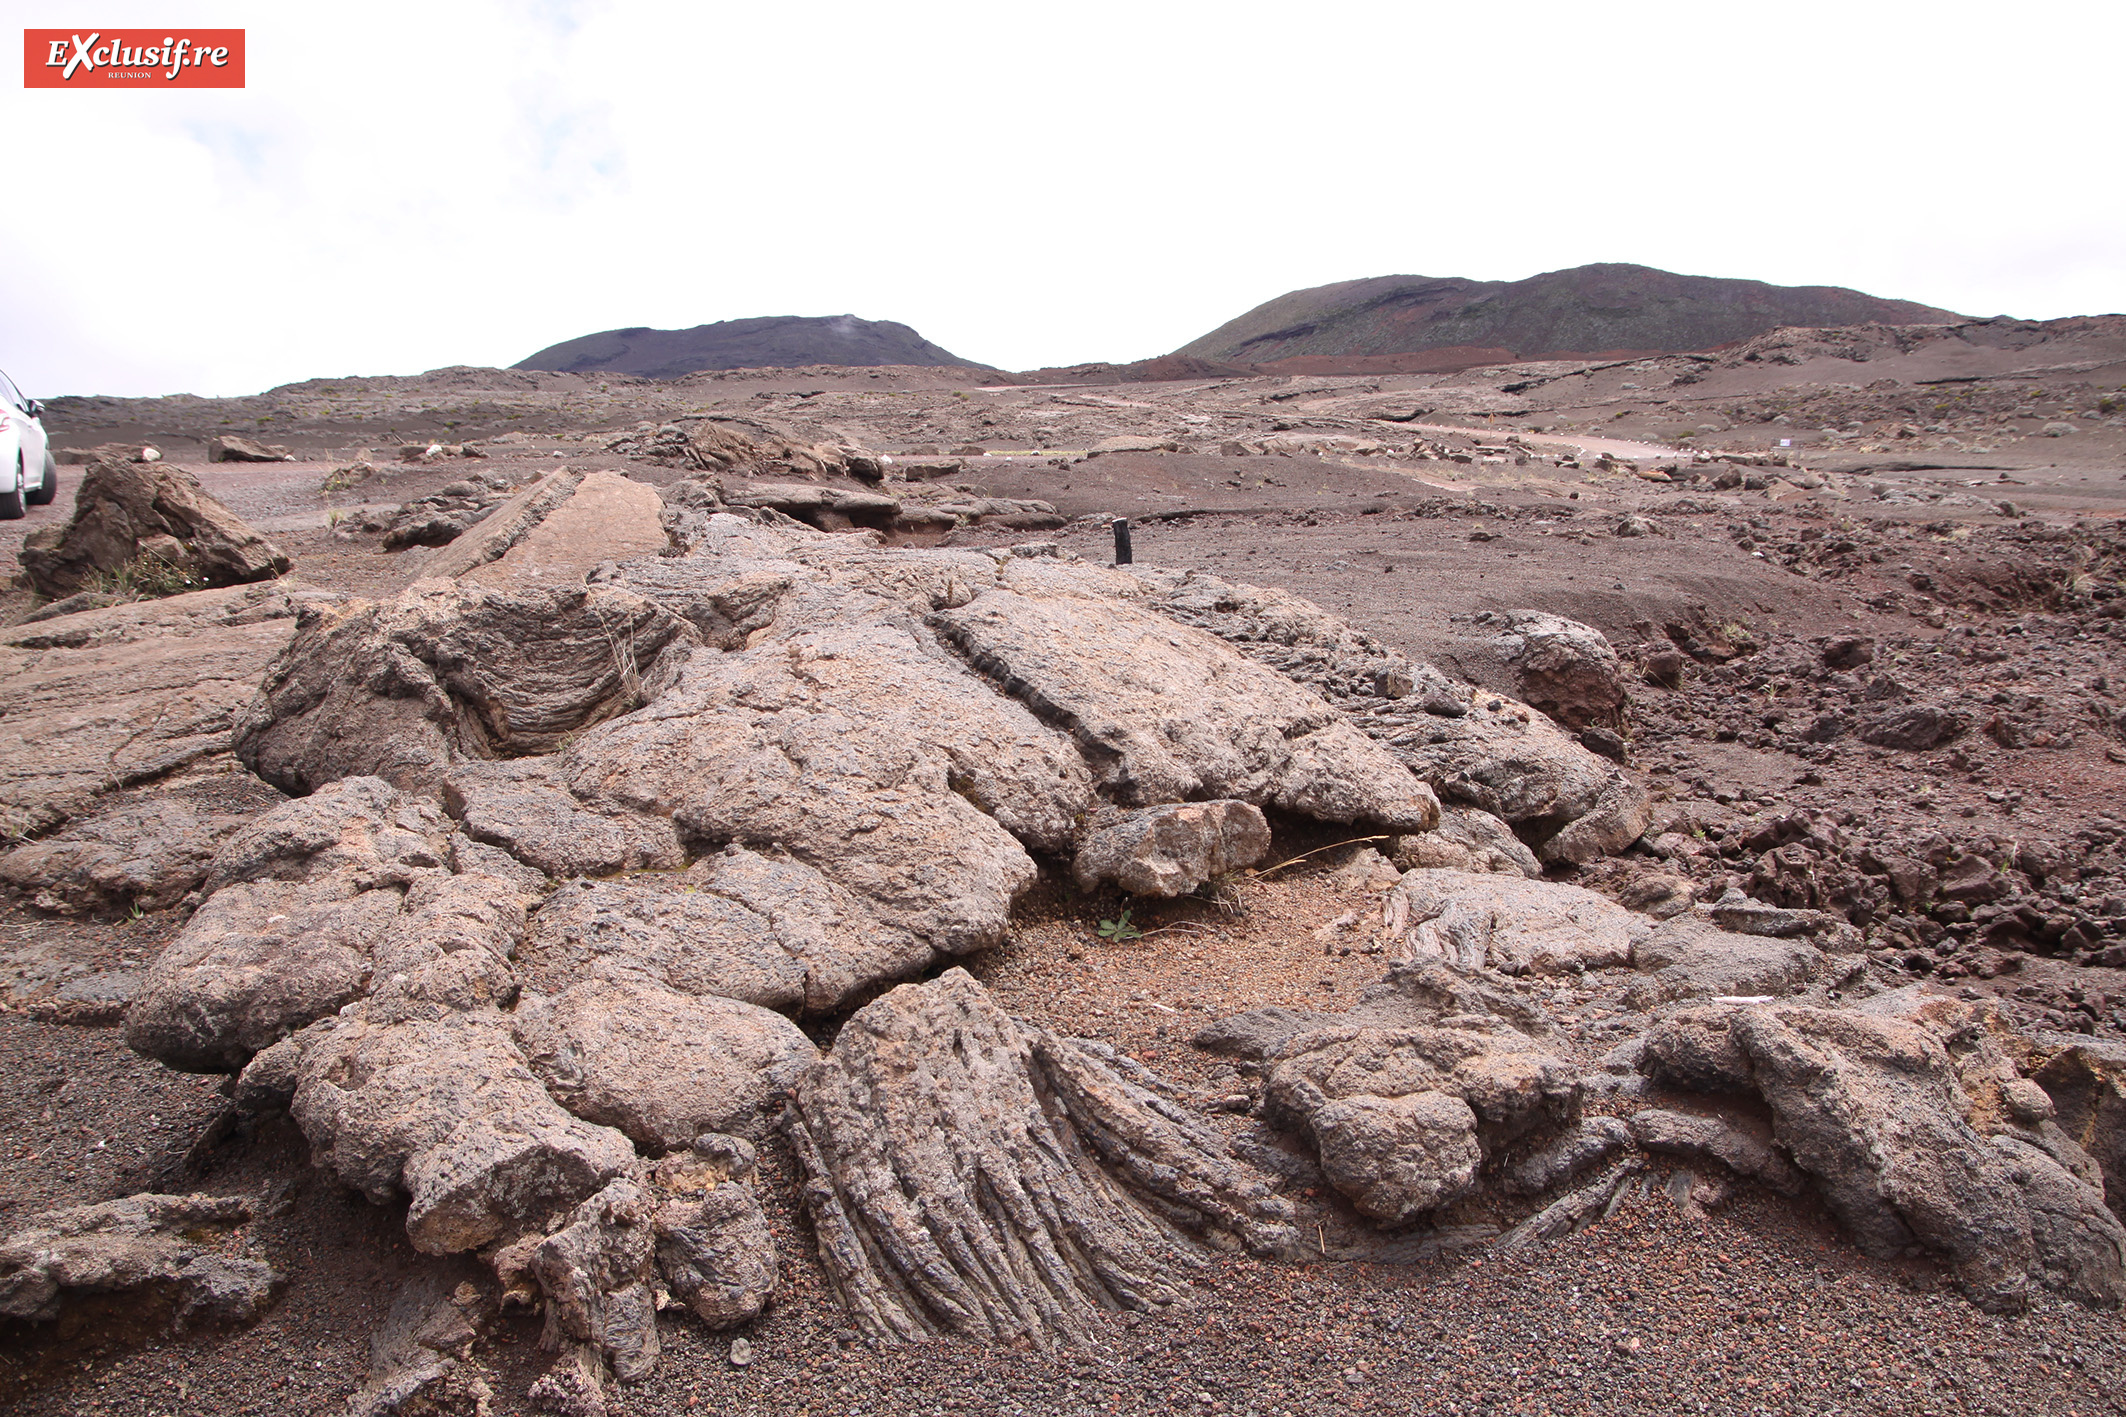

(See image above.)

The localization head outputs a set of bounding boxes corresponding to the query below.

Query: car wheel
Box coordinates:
[0,459,24,519]
[25,451,55,506]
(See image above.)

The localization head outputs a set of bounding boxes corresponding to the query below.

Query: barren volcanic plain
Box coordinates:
[6,311,2126,1417]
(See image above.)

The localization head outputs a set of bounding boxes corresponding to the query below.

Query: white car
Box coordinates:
[0,368,56,519]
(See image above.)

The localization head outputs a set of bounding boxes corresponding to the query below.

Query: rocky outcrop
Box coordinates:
[684,420,883,482]
[0,1193,278,1329]
[723,481,902,531]
[785,969,1295,1344]
[1378,684,1649,862]
[364,477,513,551]
[1132,567,1645,861]
[19,453,290,597]
[1641,997,2126,1311]
[116,778,791,1398]
[272,1004,640,1255]
[0,789,273,915]
[442,758,684,878]
[1263,1021,1579,1223]
[1626,1108,1804,1194]
[1072,800,1271,897]
[518,853,934,1015]
[425,468,670,589]
[2020,1033,2126,1221]
[0,583,326,838]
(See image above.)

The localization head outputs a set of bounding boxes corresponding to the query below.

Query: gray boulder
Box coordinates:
[2022,1032,2126,1221]
[1072,799,1271,897]
[1389,808,1541,878]
[1192,1004,1345,1060]
[1459,609,1631,733]
[1857,704,1969,751]
[724,482,902,531]
[513,980,818,1150]
[0,1193,278,1329]
[649,1142,778,1330]
[1503,1116,1634,1196]
[206,434,294,462]
[682,420,880,482]
[345,1269,497,1417]
[1627,915,1825,1006]
[1134,568,1644,861]
[1387,869,1650,976]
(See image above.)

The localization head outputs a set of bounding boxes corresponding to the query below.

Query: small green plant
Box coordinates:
[1096,908,1143,943]
[85,551,207,602]
[126,901,145,922]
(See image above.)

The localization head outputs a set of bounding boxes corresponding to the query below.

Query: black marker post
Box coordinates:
[1112,517,1133,566]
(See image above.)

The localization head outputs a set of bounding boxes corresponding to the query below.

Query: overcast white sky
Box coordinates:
[5,0,2122,397]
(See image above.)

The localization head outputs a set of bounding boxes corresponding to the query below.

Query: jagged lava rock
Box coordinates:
[785,968,1294,1344]
[1454,608,1631,733]
[1263,1021,1580,1223]
[233,580,698,796]
[19,453,289,597]
[1641,997,2126,1311]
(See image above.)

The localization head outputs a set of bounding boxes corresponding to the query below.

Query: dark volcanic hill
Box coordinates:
[1174,263,1963,365]
[515,315,989,378]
